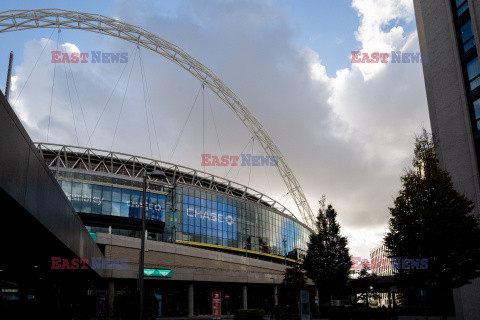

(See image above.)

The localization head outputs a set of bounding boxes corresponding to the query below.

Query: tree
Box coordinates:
[279,265,308,319]
[283,265,308,294]
[384,130,480,315]
[303,198,351,303]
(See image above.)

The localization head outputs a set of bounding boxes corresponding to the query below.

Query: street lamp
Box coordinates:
[282,236,287,265]
[139,169,167,320]
[244,227,249,257]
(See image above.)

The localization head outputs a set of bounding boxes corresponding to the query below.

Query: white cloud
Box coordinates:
[8,0,429,257]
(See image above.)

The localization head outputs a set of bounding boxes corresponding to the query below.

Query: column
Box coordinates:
[242,284,248,310]
[188,282,194,317]
[107,280,114,317]
[273,285,278,307]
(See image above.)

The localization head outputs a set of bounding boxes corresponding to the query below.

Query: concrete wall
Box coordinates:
[413,0,480,318]
[0,91,105,277]
[414,0,480,213]
[96,233,302,284]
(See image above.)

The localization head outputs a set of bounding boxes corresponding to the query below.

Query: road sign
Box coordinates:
[212,291,221,319]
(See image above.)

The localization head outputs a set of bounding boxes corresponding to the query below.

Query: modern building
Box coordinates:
[414,0,480,318]
[369,242,396,308]
[30,142,312,317]
[0,91,106,319]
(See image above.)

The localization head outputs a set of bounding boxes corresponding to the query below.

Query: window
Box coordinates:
[456,0,469,17]
[473,98,480,130]
[460,20,475,52]
[467,57,480,90]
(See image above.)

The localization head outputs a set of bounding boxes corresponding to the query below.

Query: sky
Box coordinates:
[0,0,430,259]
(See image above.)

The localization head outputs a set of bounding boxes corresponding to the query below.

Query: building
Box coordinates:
[414,0,480,318]
[0,91,106,319]
[369,242,396,308]
[369,242,395,277]
[32,142,312,317]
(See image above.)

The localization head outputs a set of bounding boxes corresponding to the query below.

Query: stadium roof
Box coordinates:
[36,142,311,230]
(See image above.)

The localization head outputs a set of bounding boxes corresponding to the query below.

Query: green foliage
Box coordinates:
[303,200,351,298]
[283,265,307,289]
[385,130,480,289]
[235,308,265,320]
[282,265,307,309]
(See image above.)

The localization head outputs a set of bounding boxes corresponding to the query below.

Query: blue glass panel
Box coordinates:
[181,196,237,240]
[61,180,72,195]
[71,182,82,211]
[92,185,102,214]
[112,202,121,216]
[456,0,468,17]
[102,186,112,201]
[461,20,475,52]
[120,202,129,217]
[101,200,111,215]
[130,190,141,203]
[112,187,121,202]
[122,188,130,203]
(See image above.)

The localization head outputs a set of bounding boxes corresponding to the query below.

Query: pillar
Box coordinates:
[242,284,248,309]
[188,282,194,317]
[107,280,114,317]
[273,285,278,307]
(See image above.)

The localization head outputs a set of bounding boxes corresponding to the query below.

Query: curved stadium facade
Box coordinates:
[36,142,312,316]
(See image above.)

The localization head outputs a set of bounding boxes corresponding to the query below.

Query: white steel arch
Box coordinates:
[0,9,316,230]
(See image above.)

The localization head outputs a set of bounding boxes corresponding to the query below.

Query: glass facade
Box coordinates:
[55,171,311,262]
[467,57,480,91]
[460,20,475,52]
[456,0,469,17]
[450,0,480,174]
[58,180,166,221]
[176,188,310,260]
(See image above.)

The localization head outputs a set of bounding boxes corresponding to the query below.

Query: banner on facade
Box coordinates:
[212,291,221,319]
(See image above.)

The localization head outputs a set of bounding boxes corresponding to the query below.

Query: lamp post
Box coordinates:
[244,227,249,257]
[282,236,287,265]
[139,169,167,320]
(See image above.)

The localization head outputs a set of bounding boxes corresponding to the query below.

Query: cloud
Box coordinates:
[9,0,429,256]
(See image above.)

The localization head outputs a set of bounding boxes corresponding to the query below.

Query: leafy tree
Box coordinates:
[303,198,351,302]
[384,130,480,314]
[278,265,308,319]
[283,265,308,292]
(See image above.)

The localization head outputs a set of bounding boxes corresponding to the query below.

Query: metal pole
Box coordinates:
[5,51,13,101]
[139,172,147,320]
[244,228,248,257]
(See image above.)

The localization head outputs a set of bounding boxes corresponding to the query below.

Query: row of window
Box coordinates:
[452,0,480,132]
[58,176,311,258]
[59,180,166,221]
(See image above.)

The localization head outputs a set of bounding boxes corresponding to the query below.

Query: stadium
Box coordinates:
[0,9,316,318]
[33,142,313,316]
